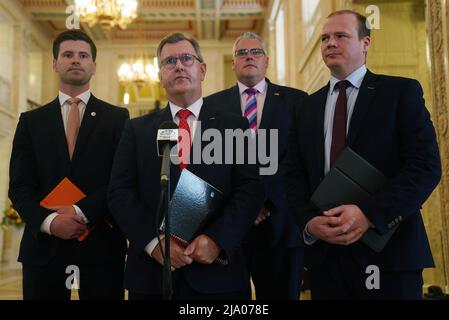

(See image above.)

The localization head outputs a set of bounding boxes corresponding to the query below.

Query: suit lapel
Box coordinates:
[186,100,219,180]
[313,85,329,179]
[347,70,378,146]
[196,99,218,140]
[70,95,101,164]
[48,98,71,165]
[228,85,242,116]
[160,103,174,122]
[259,81,278,130]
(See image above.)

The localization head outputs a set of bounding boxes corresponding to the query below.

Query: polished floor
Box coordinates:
[0,267,21,300]
[0,265,310,300]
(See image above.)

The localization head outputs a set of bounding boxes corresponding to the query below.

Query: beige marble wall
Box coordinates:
[90,40,233,107]
[0,0,52,264]
[426,0,449,293]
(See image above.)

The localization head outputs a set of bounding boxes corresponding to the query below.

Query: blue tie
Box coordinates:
[244,88,257,131]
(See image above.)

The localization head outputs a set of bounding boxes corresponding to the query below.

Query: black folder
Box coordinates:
[160,169,227,264]
[311,147,399,252]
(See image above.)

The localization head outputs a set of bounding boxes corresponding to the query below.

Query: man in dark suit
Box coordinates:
[8,30,129,300]
[285,10,441,299]
[108,33,264,299]
[207,32,307,300]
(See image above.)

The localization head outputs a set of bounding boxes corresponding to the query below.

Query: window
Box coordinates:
[275,4,285,85]
[0,12,13,111]
[302,0,320,42]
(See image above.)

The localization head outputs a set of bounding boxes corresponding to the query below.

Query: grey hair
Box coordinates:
[232,32,268,56]
[156,33,204,68]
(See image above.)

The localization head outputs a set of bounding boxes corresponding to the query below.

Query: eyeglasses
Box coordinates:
[160,53,202,69]
[234,48,265,58]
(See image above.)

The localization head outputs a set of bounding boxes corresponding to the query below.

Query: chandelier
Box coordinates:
[118,57,160,87]
[74,0,138,30]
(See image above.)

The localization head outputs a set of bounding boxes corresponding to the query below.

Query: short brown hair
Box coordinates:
[328,10,371,39]
[53,30,97,61]
[156,33,204,68]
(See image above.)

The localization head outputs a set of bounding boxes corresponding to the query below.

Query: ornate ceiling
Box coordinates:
[19,0,268,41]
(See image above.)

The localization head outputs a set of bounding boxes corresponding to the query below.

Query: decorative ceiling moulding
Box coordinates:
[140,0,195,9]
[20,0,67,9]
[18,0,267,41]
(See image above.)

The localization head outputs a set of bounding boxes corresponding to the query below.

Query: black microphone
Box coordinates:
[156,121,178,300]
[157,121,178,185]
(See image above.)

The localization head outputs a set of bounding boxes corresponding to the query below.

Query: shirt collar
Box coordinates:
[169,97,203,120]
[59,90,91,107]
[237,78,267,95]
[329,65,367,94]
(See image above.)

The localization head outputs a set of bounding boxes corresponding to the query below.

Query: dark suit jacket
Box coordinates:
[9,95,129,266]
[108,98,264,295]
[207,80,308,248]
[285,70,441,271]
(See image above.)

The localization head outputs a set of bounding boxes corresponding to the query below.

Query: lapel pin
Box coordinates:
[274,92,280,96]
[91,112,96,117]
[368,86,375,90]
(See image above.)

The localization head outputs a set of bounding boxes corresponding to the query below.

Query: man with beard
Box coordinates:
[9,30,129,300]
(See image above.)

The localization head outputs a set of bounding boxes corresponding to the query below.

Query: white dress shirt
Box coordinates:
[145,98,204,257]
[40,90,91,235]
[237,79,267,129]
[304,65,367,245]
[323,65,367,174]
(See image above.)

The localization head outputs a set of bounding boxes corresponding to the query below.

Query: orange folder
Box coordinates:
[40,177,91,241]
[40,178,85,208]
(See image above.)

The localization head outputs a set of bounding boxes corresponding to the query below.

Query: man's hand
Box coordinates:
[184,235,221,264]
[322,205,371,245]
[254,207,270,225]
[307,214,355,244]
[48,206,76,216]
[49,214,86,240]
[152,237,193,271]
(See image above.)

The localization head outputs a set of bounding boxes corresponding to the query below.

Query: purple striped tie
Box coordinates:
[244,88,257,131]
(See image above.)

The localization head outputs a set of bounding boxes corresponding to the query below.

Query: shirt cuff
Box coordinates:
[145,235,165,257]
[40,212,59,235]
[303,223,318,245]
[73,205,88,223]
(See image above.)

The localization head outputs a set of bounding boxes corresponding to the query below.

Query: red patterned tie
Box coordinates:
[330,81,350,166]
[177,109,192,170]
[66,97,81,160]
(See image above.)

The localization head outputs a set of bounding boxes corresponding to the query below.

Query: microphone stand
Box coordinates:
[160,144,173,300]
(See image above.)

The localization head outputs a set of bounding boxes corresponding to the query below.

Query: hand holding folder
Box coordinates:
[311,147,399,252]
[160,169,228,265]
[40,177,92,241]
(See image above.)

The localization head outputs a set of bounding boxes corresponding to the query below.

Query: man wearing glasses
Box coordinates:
[108,33,264,299]
[208,32,307,300]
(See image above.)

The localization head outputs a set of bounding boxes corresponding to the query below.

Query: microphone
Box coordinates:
[157,121,178,185]
[157,121,179,156]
